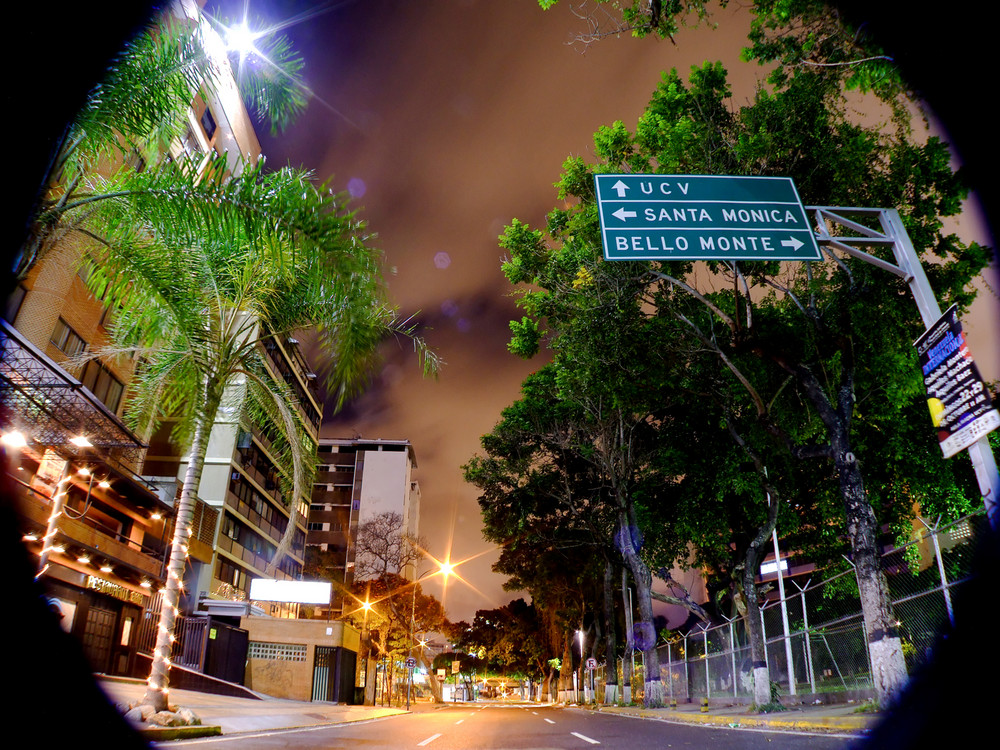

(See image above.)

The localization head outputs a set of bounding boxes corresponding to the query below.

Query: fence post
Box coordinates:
[772,527,797,695]
[842,554,874,688]
[683,632,690,702]
[723,614,738,700]
[792,578,817,694]
[919,516,955,626]
[666,641,674,705]
[703,625,710,700]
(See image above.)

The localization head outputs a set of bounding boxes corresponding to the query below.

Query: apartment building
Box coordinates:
[307,438,421,615]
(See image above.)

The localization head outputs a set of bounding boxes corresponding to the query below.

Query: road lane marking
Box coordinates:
[544,718,556,724]
[417,733,442,746]
[571,732,600,745]
[456,719,464,725]
[531,711,538,715]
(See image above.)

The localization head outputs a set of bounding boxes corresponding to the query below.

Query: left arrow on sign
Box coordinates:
[613,207,637,221]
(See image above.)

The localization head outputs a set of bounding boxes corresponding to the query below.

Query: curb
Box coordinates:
[590,705,877,734]
[135,724,223,741]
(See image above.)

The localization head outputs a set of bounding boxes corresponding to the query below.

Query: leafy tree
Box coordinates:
[455,600,553,689]
[345,573,448,704]
[344,514,449,704]
[466,360,715,704]
[498,54,988,705]
[538,1,906,106]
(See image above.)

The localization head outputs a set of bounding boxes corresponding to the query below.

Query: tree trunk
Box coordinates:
[142,384,222,711]
[602,560,619,704]
[417,651,443,702]
[558,638,574,703]
[364,654,378,705]
[836,446,907,704]
[795,364,908,705]
[742,557,771,707]
[617,506,664,707]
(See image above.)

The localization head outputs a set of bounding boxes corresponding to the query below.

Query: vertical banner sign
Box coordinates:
[914,304,1000,458]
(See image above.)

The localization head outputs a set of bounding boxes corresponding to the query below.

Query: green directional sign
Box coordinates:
[594,174,821,262]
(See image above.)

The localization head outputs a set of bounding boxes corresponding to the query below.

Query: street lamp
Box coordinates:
[577,629,586,704]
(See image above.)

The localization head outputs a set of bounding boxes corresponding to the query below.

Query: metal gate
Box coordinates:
[312,646,356,703]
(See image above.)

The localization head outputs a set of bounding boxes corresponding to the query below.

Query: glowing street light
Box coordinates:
[1,430,27,448]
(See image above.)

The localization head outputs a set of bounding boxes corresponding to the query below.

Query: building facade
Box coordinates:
[2,321,173,676]
[307,438,421,615]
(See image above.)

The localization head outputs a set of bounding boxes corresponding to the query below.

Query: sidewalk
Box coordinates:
[100,678,407,740]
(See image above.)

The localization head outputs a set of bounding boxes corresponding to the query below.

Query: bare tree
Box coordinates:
[354,511,426,578]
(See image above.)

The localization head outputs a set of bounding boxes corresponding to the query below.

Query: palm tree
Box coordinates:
[13,8,307,283]
[80,158,434,710]
[23,7,434,713]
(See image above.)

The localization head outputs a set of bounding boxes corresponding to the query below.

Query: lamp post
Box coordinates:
[577,629,586,704]
[407,561,452,709]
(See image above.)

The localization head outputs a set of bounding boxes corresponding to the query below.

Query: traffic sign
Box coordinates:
[405,657,417,669]
[585,657,597,671]
[594,174,821,262]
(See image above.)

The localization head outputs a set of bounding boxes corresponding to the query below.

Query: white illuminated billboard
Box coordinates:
[249,579,332,604]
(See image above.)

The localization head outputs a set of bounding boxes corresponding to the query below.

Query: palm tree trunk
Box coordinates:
[142,384,221,711]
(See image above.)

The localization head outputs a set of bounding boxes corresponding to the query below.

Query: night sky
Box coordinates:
[211,0,999,623]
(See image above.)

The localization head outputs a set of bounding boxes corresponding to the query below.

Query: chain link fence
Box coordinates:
[594,511,986,704]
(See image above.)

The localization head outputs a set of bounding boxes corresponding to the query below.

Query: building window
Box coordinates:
[248,641,306,662]
[177,123,204,164]
[81,361,125,413]
[98,304,120,329]
[125,148,146,173]
[4,284,27,323]
[200,107,217,140]
[50,318,86,356]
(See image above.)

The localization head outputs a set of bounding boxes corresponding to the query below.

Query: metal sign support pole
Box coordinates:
[810,206,999,528]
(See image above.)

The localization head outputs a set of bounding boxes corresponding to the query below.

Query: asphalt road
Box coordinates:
[159,703,859,749]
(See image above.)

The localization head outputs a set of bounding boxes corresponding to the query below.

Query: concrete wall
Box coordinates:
[240,616,360,701]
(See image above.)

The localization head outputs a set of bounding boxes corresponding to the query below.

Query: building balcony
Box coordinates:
[13,480,164,581]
